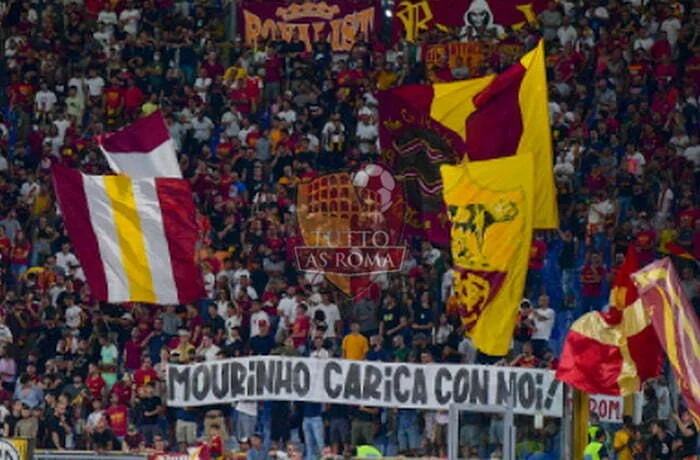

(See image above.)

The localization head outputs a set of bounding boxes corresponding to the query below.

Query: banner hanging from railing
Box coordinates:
[168,356,564,416]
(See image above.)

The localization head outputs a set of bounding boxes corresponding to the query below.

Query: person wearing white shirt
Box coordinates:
[65,300,83,330]
[86,70,105,98]
[221,105,242,138]
[249,302,270,338]
[682,136,700,171]
[309,293,341,339]
[55,243,79,274]
[557,17,578,46]
[529,295,555,356]
[194,69,212,103]
[633,29,654,52]
[232,276,258,301]
[191,113,214,144]
[34,83,58,117]
[53,114,71,143]
[660,15,681,46]
[277,288,299,334]
[196,336,221,362]
[356,117,378,154]
[98,6,118,34]
[119,6,141,36]
[277,104,297,124]
[441,268,454,303]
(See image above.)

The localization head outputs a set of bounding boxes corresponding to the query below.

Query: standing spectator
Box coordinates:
[302,402,324,460]
[580,252,606,312]
[529,295,555,358]
[526,233,547,299]
[135,382,163,446]
[342,322,369,360]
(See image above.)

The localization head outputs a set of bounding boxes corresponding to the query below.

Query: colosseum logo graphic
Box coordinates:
[295,165,407,296]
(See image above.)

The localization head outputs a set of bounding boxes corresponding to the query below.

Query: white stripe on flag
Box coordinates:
[102,139,182,179]
[131,179,179,304]
[83,176,130,303]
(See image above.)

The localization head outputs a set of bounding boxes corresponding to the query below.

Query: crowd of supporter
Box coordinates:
[0,0,698,458]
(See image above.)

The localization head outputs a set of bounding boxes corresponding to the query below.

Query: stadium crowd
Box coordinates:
[0,0,698,458]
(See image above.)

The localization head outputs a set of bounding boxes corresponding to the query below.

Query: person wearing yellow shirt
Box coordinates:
[612,416,635,460]
[342,322,369,360]
[142,93,159,116]
[375,63,398,90]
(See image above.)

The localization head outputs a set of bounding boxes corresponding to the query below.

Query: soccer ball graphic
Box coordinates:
[352,164,397,213]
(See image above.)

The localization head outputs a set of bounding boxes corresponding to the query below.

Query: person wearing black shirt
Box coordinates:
[91,417,117,452]
[558,229,578,308]
[379,294,406,345]
[249,322,276,356]
[136,383,163,446]
[648,420,674,460]
[672,410,698,458]
[205,304,226,343]
[46,403,71,450]
[366,335,389,362]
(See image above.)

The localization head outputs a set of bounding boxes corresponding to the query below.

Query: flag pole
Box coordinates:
[572,388,589,460]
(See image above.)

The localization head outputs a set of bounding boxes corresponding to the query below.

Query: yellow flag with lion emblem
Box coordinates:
[441,155,534,356]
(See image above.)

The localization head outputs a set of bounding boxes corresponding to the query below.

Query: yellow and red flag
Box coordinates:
[441,154,533,356]
[556,250,663,395]
[664,241,697,261]
[633,258,700,428]
[379,40,557,238]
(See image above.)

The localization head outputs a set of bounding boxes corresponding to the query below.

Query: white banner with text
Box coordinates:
[167,356,564,416]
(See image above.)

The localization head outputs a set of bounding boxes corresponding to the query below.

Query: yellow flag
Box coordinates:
[518,40,558,228]
[430,40,557,229]
[442,155,534,356]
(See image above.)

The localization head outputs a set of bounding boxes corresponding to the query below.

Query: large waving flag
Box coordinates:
[441,154,533,356]
[98,111,182,179]
[431,40,557,228]
[379,40,557,242]
[556,251,663,395]
[633,258,700,428]
[52,166,203,304]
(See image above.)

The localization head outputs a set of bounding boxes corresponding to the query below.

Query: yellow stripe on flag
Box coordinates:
[103,176,156,303]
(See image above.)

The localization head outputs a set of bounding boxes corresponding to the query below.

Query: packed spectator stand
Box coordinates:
[0,0,698,458]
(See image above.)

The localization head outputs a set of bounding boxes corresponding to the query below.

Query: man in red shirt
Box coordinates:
[86,363,106,400]
[105,392,129,440]
[134,356,159,389]
[122,78,144,120]
[103,77,124,127]
[526,233,547,299]
[580,252,606,312]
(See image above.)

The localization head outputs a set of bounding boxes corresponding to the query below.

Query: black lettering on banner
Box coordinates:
[192,364,211,401]
[344,363,362,399]
[496,370,517,405]
[212,363,231,399]
[535,372,544,410]
[470,369,489,405]
[384,367,393,402]
[276,360,293,393]
[363,364,382,401]
[394,365,410,403]
[324,361,343,399]
[231,362,247,397]
[517,373,535,410]
[256,359,275,395]
[247,361,256,397]
[293,362,311,396]
[168,366,191,402]
[544,378,560,410]
[412,369,427,404]
[453,368,470,403]
[435,368,452,404]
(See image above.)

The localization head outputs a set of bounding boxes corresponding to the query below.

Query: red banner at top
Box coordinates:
[393,0,547,42]
[240,0,380,52]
